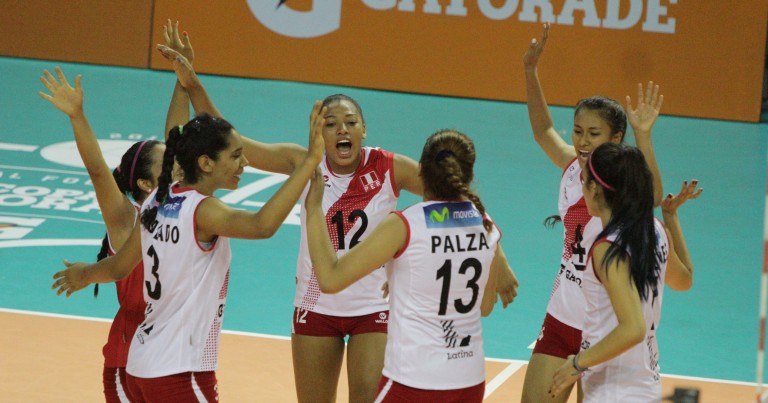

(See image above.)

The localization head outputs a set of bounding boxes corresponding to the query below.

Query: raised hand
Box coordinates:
[626,81,664,137]
[163,19,194,64]
[156,45,199,90]
[306,101,327,164]
[52,260,91,297]
[523,22,550,71]
[38,67,83,118]
[661,180,702,215]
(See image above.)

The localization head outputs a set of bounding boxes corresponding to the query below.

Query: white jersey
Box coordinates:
[580,218,669,402]
[128,185,232,378]
[294,147,397,316]
[546,158,602,330]
[383,200,500,390]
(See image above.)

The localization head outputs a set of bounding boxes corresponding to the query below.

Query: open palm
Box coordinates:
[38,67,83,117]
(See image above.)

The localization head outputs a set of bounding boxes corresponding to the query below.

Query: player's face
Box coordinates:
[582,177,600,217]
[134,143,166,203]
[148,144,166,185]
[322,100,366,175]
[571,109,621,168]
[212,131,248,191]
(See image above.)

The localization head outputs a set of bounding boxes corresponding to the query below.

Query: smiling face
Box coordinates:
[571,109,622,168]
[322,99,366,175]
[209,130,248,191]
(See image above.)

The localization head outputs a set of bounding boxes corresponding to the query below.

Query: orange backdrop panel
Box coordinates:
[0,0,153,68]
[146,1,763,122]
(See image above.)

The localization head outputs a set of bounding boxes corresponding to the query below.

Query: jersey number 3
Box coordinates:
[145,245,162,300]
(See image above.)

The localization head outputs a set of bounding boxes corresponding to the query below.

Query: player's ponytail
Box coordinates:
[140,128,179,231]
[586,143,659,301]
[419,129,492,232]
[140,114,235,232]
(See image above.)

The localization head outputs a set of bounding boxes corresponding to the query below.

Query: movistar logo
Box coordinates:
[429,207,449,224]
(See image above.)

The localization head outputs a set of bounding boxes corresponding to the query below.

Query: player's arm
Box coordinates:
[661,180,701,291]
[309,210,406,294]
[393,153,424,196]
[480,245,503,316]
[52,223,143,296]
[550,243,646,396]
[523,22,576,169]
[156,44,307,175]
[38,67,136,246]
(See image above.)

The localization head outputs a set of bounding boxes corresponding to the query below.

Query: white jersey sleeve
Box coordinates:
[546,158,602,330]
[580,219,669,402]
[128,185,232,378]
[294,147,398,316]
[382,200,500,390]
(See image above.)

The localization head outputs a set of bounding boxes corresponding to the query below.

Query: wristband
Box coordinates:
[572,351,590,374]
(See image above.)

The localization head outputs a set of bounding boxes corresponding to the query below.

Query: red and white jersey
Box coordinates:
[294,147,397,316]
[580,218,669,402]
[102,203,147,368]
[383,200,500,390]
[128,185,231,378]
[546,158,602,330]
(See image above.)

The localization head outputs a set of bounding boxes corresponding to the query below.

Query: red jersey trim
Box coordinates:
[562,157,579,178]
[171,187,216,253]
[391,211,410,259]
[324,147,367,178]
[384,150,399,198]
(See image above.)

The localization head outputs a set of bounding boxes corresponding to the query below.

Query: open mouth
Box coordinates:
[578,149,591,161]
[336,139,352,158]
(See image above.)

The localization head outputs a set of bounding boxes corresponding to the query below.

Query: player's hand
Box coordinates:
[38,67,84,118]
[523,22,549,71]
[661,180,702,215]
[52,260,91,297]
[163,19,194,64]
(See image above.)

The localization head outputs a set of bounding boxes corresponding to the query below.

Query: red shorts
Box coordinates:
[291,307,388,337]
[531,313,582,359]
[103,367,134,403]
[375,376,484,403]
[126,371,218,403]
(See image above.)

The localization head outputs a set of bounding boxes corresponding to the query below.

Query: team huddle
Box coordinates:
[44,21,700,403]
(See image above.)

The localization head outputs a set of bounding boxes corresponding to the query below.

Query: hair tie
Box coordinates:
[435,149,454,162]
[129,140,150,191]
[178,125,184,135]
[588,154,615,192]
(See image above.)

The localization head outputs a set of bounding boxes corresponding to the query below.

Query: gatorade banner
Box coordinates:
[6,1,762,122]
[149,0,767,122]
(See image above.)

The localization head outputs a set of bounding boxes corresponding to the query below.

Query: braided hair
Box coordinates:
[140,114,234,231]
[419,129,492,232]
